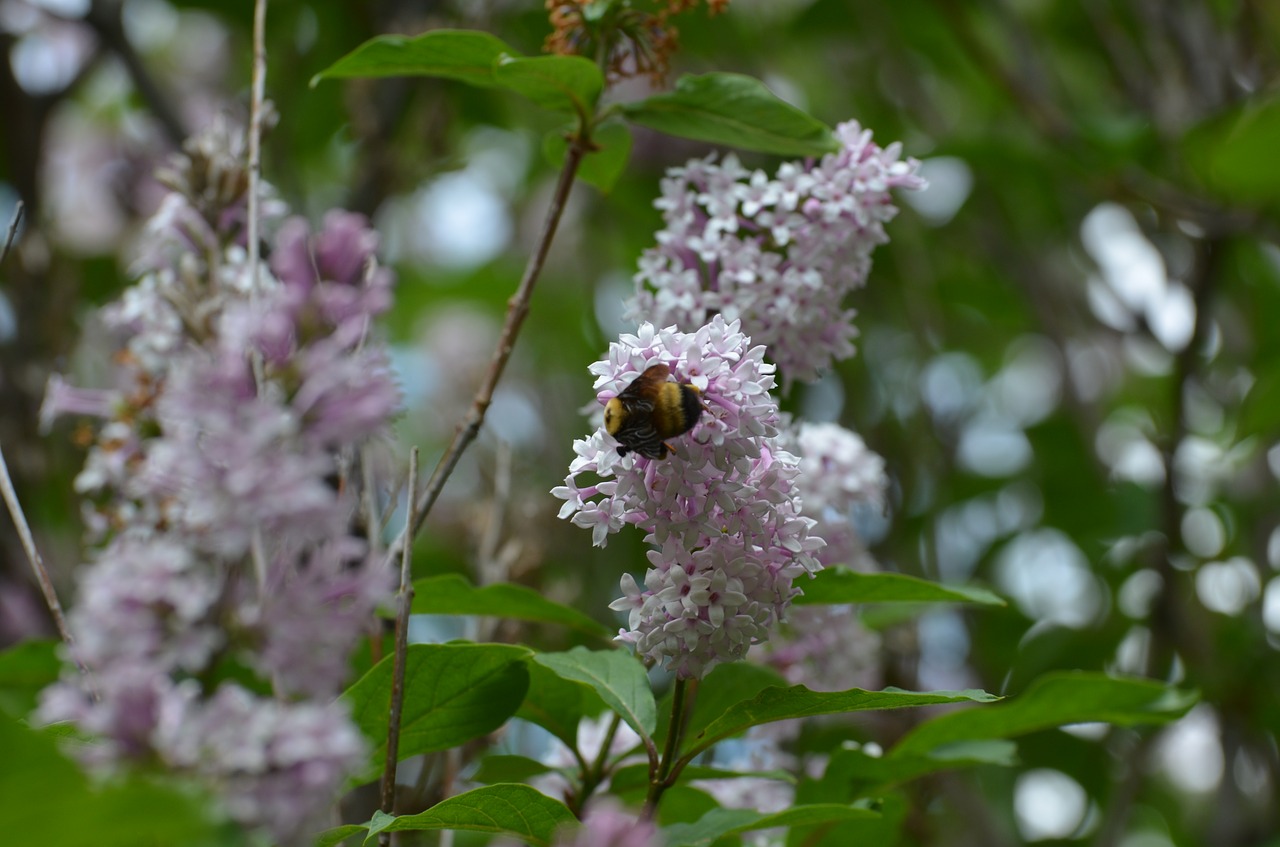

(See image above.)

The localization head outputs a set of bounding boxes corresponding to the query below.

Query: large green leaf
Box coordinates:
[0,639,60,718]
[0,716,215,846]
[383,784,576,847]
[662,805,879,847]
[795,568,1005,606]
[890,672,1198,758]
[609,762,796,794]
[493,55,603,116]
[620,73,838,156]
[671,662,786,749]
[515,659,608,751]
[313,29,516,86]
[411,574,612,639]
[344,643,531,774]
[685,686,999,759]
[471,754,557,785]
[821,740,1019,795]
[533,647,657,738]
[1183,95,1280,204]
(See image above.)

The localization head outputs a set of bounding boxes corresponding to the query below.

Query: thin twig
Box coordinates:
[642,676,689,820]
[0,444,80,665]
[1,204,88,678]
[382,130,590,570]
[1,200,21,263]
[246,0,267,295]
[379,447,419,843]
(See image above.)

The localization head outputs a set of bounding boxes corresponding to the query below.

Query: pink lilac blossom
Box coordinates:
[38,124,398,845]
[625,121,925,388]
[552,317,823,677]
[553,800,659,847]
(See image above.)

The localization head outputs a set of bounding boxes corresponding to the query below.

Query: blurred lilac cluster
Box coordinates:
[626,120,925,388]
[553,317,823,678]
[38,122,399,843]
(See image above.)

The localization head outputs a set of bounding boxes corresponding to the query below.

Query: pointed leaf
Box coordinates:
[384,784,575,847]
[620,73,838,156]
[345,643,531,775]
[314,824,366,847]
[412,574,611,639]
[822,740,1019,795]
[795,568,1005,607]
[472,754,557,785]
[516,659,608,751]
[609,762,795,794]
[662,804,879,847]
[493,55,603,115]
[313,29,517,87]
[891,672,1198,758]
[533,647,656,738]
[671,662,786,748]
[686,686,999,759]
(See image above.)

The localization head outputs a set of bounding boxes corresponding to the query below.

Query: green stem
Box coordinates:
[642,677,690,820]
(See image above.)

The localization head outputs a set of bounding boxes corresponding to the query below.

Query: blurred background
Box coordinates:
[3,1,1280,845]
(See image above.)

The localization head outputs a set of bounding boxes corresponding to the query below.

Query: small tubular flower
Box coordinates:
[553,317,822,677]
[626,121,925,387]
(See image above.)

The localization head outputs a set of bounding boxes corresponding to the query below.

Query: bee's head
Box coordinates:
[603,397,625,435]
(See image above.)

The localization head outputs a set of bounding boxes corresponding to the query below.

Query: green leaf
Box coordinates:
[384,784,575,847]
[345,643,531,775]
[662,804,879,847]
[686,686,999,760]
[795,568,1006,607]
[0,716,216,846]
[1183,95,1280,204]
[620,73,838,156]
[516,659,608,751]
[533,647,657,738]
[544,120,633,192]
[890,672,1198,758]
[674,662,786,748]
[411,574,612,639]
[822,740,1019,794]
[493,55,603,116]
[472,754,556,784]
[0,639,60,718]
[313,29,517,87]
[315,824,368,847]
[609,762,796,794]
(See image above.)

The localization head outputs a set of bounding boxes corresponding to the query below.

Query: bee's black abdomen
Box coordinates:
[678,385,703,433]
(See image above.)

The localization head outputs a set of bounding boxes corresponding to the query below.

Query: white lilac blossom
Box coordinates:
[626,121,925,388]
[552,317,823,677]
[790,421,888,568]
[38,125,398,844]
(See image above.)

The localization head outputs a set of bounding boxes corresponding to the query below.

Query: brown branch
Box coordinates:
[382,131,590,569]
[379,446,419,843]
[0,443,85,673]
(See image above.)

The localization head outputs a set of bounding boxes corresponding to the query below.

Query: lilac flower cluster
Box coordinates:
[789,421,888,568]
[38,124,399,844]
[553,318,822,677]
[625,121,925,387]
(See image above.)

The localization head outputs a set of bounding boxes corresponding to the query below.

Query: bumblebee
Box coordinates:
[603,364,703,460]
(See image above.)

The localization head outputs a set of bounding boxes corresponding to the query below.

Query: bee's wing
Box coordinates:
[617,363,671,403]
